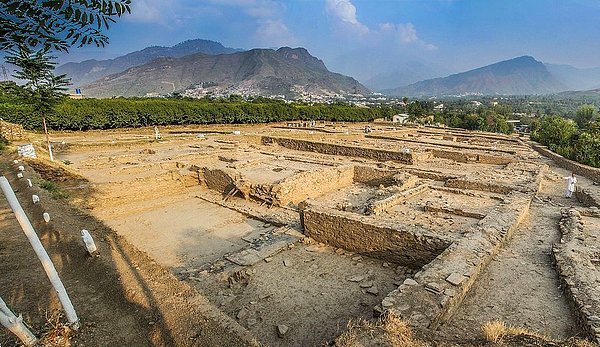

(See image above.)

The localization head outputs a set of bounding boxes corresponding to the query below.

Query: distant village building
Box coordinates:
[392,114,410,124]
[68,88,85,99]
[434,103,445,111]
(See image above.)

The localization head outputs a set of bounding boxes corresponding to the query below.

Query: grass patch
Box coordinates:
[336,311,429,347]
[39,180,69,200]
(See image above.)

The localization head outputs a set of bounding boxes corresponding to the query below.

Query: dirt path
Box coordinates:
[437,169,586,340]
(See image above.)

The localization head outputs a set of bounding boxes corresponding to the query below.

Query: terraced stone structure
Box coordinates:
[11,122,596,346]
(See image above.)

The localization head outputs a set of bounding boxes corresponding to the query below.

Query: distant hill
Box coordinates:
[81,47,369,98]
[384,56,567,97]
[555,88,600,99]
[545,63,600,91]
[363,61,450,91]
[57,39,242,86]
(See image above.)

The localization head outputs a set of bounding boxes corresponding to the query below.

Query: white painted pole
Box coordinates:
[0,177,79,328]
[0,297,37,346]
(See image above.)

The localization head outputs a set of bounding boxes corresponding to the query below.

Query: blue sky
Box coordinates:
[60,0,600,81]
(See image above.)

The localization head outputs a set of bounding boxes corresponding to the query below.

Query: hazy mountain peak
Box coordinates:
[57,39,243,86]
[384,55,567,97]
[81,47,369,98]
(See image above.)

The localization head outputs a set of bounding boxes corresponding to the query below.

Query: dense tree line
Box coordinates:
[531,105,600,168]
[0,84,395,130]
[402,99,512,134]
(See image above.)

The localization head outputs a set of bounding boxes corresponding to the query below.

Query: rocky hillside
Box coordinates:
[82,47,369,98]
[385,56,567,97]
[57,39,242,86]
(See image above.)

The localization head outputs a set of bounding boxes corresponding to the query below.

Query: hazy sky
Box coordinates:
[59,0,600,80]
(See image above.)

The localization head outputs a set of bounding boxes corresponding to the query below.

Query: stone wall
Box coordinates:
[381,192,531,330]
[0,120,25,140]
[366,184,429,215]
[432,149,514,165]
[445,178,513,194]
[301,205,452,268]
[575,187,600,207]
[367,134,517,155]
[271,166,354,206]
[553,208,600,343]
[200,167,240,193]
[262,136,425,164]
[353,165,400,186]
[531,143,600,183]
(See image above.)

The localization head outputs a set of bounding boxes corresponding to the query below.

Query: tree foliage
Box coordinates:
[5,46,70,116]
[575,104,598,129]
[0,92,396,130]
[0,0,131,51]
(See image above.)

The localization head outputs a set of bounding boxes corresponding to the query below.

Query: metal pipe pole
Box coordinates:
[0,297,37,346]
[0,176,79,327]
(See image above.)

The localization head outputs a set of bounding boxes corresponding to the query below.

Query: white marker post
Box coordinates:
[0,297,37,346]
[0,177,79,328]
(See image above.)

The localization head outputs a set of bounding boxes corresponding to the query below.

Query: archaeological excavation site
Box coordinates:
[1,122,600,346]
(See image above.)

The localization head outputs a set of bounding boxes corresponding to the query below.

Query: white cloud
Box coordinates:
[398,23,418,43]
[127,0,171,24]
[325,0,369,35]
[326,0,435,50]
[254,19,299,47]
[380,22,437,50]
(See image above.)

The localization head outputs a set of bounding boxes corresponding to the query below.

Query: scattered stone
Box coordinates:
[382,297,395,307]
[382,262,390,268]
[347,275,364,282]
[305,245,321,252]
[425,282,443,294]
[403,278,418,286]
[445,273,466,286]
[310,264,319,270]
[444,288,457,297]
[352,256,363,261]
[276,324,289,337]
[283,259,292,267]
[236,308,249,320]
[264,257,273,263]
[247,318,257,327]
[359,281,374,288]
[335,248,345,254]
[366,286,379,295]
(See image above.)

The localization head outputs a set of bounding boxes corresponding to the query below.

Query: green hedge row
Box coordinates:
[0,97,395,131]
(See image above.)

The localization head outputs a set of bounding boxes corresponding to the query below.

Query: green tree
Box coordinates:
[532,115,578,157]
[6,45,70,160]
[575,104,598,129]
[1,0,131,51]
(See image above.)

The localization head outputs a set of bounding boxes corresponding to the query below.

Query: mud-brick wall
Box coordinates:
[200,167,240,193]
[432,149,514,165]
[301,206,450,268]
[272,166,354,206]
[0,120,25,140]
[262,136,419,164]
[531,143,600,183]
[353,166,399,186]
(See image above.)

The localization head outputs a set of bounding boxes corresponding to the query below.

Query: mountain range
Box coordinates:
[81,47,368,98]
[55,38,600,99]
[384,56,568,97]
[57,39,242,86]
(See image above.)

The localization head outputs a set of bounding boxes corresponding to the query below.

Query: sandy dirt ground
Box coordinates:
[1,123,599,347]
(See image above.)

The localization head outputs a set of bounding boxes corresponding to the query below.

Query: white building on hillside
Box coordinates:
[392,114,410,124]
